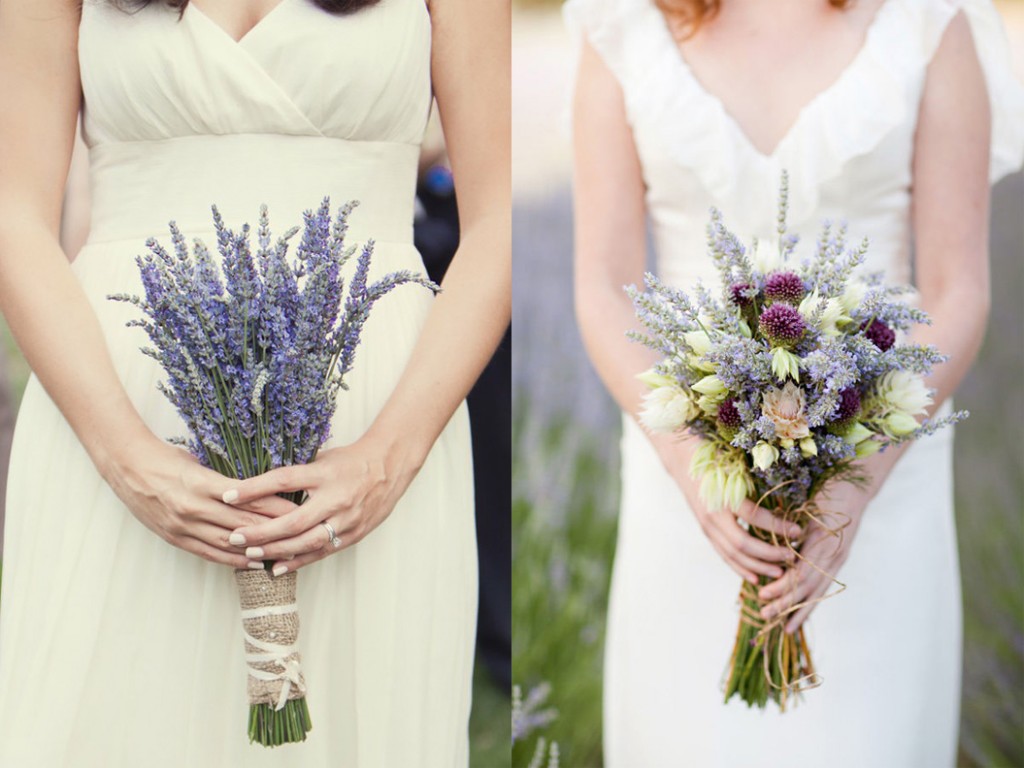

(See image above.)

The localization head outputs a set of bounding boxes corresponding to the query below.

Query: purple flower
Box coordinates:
[764,272,805,304]
[831,386,861,424]
[759,303,805,347]
[862,319,895,352]
[717,397,742,429]
[729,282,755,308]
[110,200,438,480]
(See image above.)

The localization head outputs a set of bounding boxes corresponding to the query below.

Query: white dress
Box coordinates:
[564,0,1024,765]
[0,1,477,766]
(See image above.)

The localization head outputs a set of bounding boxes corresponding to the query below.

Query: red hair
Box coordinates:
[656,0,855,39]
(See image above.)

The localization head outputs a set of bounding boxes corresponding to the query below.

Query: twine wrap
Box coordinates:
[234,568,307,710]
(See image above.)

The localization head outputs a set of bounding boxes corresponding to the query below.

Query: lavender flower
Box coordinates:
[110,199,439,480]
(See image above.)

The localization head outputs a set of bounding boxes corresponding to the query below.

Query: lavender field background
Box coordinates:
[512,4,1024,766]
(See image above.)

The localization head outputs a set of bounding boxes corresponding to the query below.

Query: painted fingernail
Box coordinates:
[245,546,265,559]
[247,561,264,570]
[272,564,288,577]
[229,532,246,546]
[223,489,239,504]
[772,568,783,577]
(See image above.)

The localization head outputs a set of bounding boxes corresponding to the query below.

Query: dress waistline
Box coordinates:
[86,134,420,247]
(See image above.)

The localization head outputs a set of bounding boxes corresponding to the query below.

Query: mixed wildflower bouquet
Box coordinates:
[628,177,965,710]
[110,199,437,745]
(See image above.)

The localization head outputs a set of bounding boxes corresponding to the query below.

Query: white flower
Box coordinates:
[639,384,698,433]
[799,437,818,457]
[875,371,932,415]
[761,381,811,441]
[692,444,753,512]
[683,330,712,356]
[752,441,780,471]
[798,290,850,337]
[752,238,782,274]
[840,278,868,315]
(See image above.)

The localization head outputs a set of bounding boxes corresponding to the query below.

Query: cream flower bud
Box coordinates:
[700,466,728,511]
[752,238,782,274]
[855,438,883,458]
[799,436,818,457]
[885,411,920,437]
[751,441,779,471]
[692,375,728,398]
[843,421,874,445]
[725,468,751,512]
[636,369,675,390]
[770,347,801,383]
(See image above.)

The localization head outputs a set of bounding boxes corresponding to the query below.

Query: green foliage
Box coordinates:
[470,666,512,768]
[512,406,619,768]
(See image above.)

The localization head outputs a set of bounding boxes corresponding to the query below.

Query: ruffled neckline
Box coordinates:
[645,0,899,161]
[627,0,918,223]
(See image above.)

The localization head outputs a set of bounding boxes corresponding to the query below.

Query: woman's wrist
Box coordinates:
[89,421,161,485]
[358,420,432,482]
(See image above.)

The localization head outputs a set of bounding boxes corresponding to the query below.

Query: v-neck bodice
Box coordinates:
[188,0,295,45]
[76,0,432,247]
[565,0,1024,290]
[78,0,431,147]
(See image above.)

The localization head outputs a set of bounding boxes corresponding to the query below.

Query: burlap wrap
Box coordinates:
[234,568,307,707]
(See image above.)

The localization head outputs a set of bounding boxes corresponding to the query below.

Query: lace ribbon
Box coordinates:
[240,602,307,711]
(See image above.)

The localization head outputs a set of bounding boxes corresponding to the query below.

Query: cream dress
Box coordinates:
[565,0,1024,765]
[0,0,477,765]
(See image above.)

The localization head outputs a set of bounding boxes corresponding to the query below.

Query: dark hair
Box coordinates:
[112,0,381,15]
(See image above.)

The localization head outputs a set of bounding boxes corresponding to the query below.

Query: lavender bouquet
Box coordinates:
[628,176,965,710]
[110,199,437,745]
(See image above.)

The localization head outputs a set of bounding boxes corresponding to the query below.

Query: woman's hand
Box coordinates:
[220,435,421,576]
[758,481,869,633]
[692,498,802,586]
[102,432,296,569]
[654,433,802,585]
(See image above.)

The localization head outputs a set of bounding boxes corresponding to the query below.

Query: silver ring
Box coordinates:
[320,521,343,550]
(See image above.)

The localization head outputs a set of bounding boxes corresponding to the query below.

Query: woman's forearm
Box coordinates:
[850,278,988,504]
[0,219,152,473]
[576,275,704,479]
[361,214,510,467]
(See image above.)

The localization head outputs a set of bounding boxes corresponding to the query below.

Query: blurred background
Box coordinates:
[511,2,1024,766]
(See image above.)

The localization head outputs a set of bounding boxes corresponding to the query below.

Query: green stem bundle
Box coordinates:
[247,698,313,747]
[723,526,816,711]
